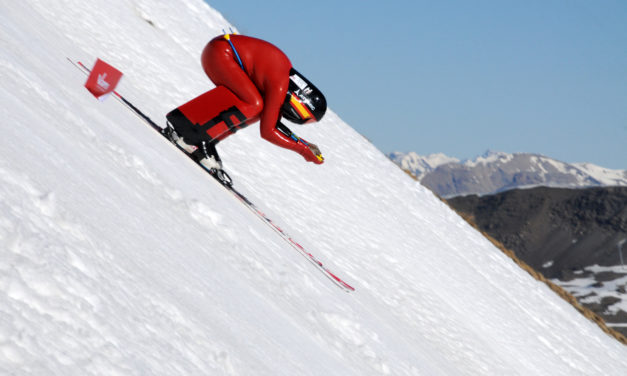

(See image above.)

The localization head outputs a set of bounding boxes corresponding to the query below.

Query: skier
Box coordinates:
[163,33,327,173]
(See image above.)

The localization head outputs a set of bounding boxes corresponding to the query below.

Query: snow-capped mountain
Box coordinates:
[389,150,627,197]
[1,1,626,375]
[387,151,460,180]
[574,162,627,186]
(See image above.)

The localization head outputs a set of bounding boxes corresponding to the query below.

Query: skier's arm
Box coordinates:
[275,122,324,163]
[259,88,323,164]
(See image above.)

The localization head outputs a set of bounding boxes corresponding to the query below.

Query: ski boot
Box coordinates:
[161,121,180,143]
[191,141,233,187]
[163,121,202,154]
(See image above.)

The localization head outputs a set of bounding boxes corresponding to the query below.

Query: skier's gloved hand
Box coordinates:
[308,143,322,157]
[298,141,324,164]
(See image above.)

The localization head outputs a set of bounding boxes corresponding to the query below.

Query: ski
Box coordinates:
[68,58,355,292]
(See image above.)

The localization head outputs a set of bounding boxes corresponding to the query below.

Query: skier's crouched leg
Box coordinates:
[166,86,257,146]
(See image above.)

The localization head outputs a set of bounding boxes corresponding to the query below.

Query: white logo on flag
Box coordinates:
[97,73,110,90]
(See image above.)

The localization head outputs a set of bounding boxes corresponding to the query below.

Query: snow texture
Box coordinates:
[1,0,626,375]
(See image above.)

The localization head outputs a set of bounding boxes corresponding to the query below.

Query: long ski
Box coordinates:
[68,58,355,292]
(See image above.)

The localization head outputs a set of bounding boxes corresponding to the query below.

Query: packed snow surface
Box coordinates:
[1,0,626,375]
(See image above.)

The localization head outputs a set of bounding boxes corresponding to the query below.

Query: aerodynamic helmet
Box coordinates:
[281,68,327,124]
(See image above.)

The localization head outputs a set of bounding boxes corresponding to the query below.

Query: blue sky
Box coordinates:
[205,0,626,169]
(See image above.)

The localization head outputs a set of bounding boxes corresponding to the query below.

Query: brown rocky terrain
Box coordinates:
[447,186,627,336]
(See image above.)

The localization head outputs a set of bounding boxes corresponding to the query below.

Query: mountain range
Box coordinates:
[388,150,627,197]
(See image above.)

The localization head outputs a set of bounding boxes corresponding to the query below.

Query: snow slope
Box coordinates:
[1,1,626,375]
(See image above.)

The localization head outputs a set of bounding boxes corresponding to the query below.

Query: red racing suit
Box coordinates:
[166,34,321,163]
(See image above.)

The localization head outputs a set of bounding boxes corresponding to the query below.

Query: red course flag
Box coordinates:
[84,58,123,100]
